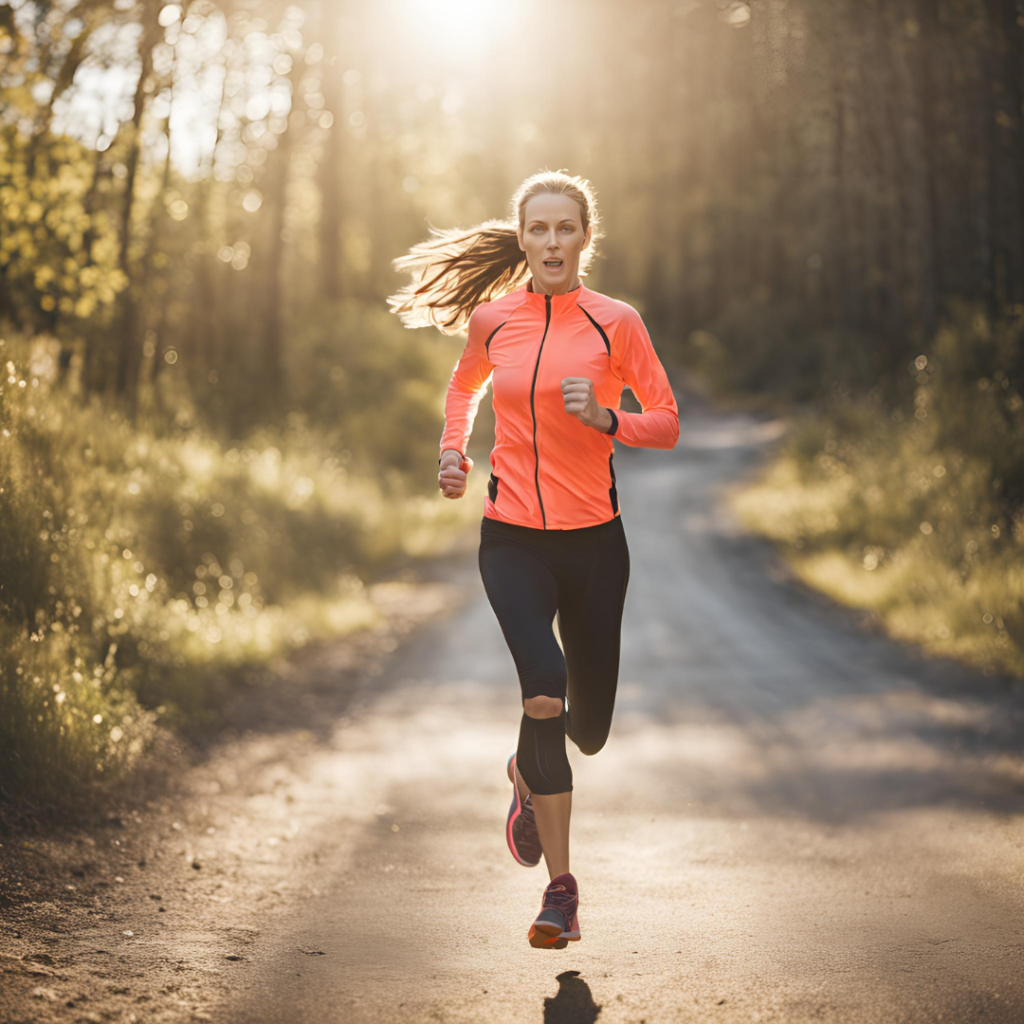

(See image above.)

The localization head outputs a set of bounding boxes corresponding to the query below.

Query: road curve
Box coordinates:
[224,387,1024,1024]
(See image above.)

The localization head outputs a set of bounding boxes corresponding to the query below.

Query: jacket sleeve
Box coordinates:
[438,306,497,463]
[607,306,679,450]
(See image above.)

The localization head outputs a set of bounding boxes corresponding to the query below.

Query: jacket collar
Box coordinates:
[523,276,584,315]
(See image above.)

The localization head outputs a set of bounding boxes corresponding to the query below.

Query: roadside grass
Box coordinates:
[0,334,479,830]
[727,304,1024,679]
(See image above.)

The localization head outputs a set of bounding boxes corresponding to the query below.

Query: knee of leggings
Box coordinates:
[575,731,609,757]
[566,712,609,757]
[516,709,573,795]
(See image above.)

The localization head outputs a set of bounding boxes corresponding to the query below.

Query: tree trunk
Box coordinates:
[260,56,304,417]
[915,0,943,334]
[113,0,162,422]
[318,1,346,303]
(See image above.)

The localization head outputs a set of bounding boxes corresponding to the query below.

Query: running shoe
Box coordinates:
[506,753,542,867]
[528,872,581,949]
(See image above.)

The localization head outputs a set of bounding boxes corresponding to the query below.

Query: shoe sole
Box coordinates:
[506,754,540,868]
[528,908,580,949]
[528,922,580,949]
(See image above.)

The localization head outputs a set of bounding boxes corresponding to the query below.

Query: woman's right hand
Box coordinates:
[438,449,473,499]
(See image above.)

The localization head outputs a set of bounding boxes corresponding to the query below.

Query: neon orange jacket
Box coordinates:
[439,279,679,530]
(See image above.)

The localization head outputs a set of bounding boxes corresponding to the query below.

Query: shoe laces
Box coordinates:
[542,881,577,916]
[520,795,536,826]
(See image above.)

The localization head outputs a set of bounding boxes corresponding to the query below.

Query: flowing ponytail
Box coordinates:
[387,169,602,335]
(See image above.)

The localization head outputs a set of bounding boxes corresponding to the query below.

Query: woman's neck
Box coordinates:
[528,275,581,296]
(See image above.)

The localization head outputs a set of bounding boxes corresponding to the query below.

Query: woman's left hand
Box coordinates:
[562,376,611,432]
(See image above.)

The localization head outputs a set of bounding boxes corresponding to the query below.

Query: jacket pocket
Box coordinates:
[488,473,500,504]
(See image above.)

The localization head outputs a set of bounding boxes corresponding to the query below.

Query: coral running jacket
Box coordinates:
[439,279,679,530]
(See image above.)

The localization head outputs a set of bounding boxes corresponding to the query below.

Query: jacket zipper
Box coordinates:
[529,292,552,529]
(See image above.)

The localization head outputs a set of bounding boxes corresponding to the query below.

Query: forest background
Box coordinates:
[1,0,1022,828]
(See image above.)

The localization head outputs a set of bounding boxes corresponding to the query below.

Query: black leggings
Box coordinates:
[478,514,630,795]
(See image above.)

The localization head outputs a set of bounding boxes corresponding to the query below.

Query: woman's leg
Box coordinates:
[558,519,631,756]
[525,784,571,880]
[479,539,573,878]
[525,520,629,884]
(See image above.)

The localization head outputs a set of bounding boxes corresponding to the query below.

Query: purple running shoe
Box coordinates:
[528,872,580,949]
[506,753,542,867]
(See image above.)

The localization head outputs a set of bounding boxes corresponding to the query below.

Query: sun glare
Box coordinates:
[393,0,518,55]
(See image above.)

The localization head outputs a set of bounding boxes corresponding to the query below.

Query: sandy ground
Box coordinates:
[2,386,1024,1024]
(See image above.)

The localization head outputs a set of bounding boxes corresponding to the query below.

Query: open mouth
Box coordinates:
[543,259,563,269]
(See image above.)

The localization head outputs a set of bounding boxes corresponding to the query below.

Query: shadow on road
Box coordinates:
[544,970,601,1024]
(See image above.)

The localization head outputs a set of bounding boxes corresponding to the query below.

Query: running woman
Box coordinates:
[388,169,678,949]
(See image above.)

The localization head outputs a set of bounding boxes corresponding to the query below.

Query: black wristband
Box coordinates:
[605,408,619,436]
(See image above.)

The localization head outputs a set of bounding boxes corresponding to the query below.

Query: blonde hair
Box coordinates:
[387,169,602,335]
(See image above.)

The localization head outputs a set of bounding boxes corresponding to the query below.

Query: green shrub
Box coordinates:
[731,301,1024,677]
[0,325,476,826]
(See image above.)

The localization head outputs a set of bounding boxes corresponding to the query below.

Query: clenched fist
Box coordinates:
[438,449,473,499]
[561,377,613,433]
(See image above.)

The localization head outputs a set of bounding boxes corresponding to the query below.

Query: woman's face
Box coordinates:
[518,192,591,294]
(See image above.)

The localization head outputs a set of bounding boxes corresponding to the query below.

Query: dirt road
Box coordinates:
[3,388,1023,1023]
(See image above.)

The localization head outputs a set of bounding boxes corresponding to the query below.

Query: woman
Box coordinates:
[388,169,678,949]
